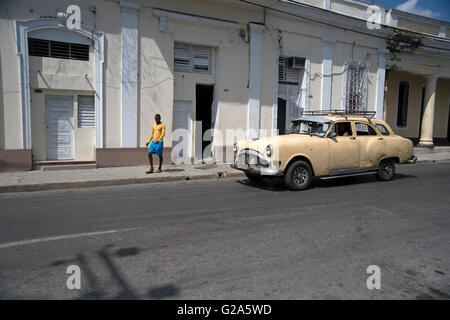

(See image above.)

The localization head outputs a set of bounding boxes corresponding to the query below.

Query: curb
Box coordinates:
[0,171,246,193]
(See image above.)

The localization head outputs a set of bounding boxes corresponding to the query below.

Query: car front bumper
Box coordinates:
[231,149,282,176]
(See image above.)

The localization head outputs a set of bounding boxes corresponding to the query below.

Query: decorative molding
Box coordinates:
[119,0,142,10]
[159,15,166,32]
[272,47,280,132]
[385,10,398,28]
[425,74,439,84]
[16,19,104,150]
[439,25,447,38]
[248,23,264,139]
[375,49,387,119]
[321,38,334,110]
[153,9,240,42]
[120,2,140,147]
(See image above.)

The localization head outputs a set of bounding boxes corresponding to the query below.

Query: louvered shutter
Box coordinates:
[78,95,95,128]
[193,46,210,72]
[278,57,286,82]
[174,43,190,72]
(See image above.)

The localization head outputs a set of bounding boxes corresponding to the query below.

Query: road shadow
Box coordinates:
[236,173,416,191]
[313,173,416,188]
[236,178,288,192]
[49,244,180,300]
[147,284,179,299]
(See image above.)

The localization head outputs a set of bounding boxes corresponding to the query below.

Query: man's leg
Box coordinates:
[158,155,163,171]
[147,152,154,172]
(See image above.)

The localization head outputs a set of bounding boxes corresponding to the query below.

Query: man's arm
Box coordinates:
[146,126,154,145]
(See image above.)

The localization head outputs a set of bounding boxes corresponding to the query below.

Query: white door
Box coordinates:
[172,101,192,162]
[46,95,75,160]
[278,84,300,130]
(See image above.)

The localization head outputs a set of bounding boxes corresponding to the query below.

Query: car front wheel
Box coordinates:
[284,160,312,191]
[376,159,396,181]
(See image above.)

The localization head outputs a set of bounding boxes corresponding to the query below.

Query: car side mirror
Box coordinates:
[328,131,337,138]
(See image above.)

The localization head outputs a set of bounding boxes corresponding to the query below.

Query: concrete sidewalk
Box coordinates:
[0,147,449,193]
[0,163,245,193]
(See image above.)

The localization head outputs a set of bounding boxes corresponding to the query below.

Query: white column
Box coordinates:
[321,38,334,110]
[418,75,439,148]
[375,49,386,120]
[248,23,264,139]
[120,0,141,147]
[324,0,331,10]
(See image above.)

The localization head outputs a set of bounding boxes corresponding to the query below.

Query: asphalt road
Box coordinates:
[0,161,449,300]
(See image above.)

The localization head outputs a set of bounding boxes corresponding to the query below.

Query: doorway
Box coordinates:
[447,102,450,142]
[196,84,214,159]
[172,101,193,162]
[418,86,426,140]
[46,95,75,160]
[277,98,287,135]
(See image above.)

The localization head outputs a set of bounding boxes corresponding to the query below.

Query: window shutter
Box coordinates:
[193,46,210,72]
[278,57,286,82]
[78,95,95,128]
[174,43,190,72]
[286,68,299,83]
[278,57,299,84]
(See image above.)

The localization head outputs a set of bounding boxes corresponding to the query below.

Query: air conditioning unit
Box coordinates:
[288,57,305,69]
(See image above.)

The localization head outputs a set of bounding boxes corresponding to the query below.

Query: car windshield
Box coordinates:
[288,120,331,137]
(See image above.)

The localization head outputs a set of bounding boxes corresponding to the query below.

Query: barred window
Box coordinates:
[28,38,89,61]
[174,42,211,73]
[278,57,304,84]
[343,60,368,112]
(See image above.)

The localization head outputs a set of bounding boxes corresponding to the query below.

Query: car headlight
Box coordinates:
[233,143,238,153]
[266,145,273,157]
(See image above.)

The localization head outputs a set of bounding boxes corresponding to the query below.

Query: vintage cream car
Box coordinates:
[231,111,416,190]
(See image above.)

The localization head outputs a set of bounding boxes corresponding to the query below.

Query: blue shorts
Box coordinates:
[148,140,164,157]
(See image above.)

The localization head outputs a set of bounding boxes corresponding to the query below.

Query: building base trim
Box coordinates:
[0,150,32,172]
[96,147,172,168]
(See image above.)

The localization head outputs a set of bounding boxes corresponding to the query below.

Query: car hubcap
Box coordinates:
[383,164,393,177]
[293,167,308,185]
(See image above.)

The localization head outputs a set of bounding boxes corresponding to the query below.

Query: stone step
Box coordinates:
[35,162,97,171]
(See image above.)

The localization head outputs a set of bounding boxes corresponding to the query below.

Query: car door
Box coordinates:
[328,121,360,174]
[354,122,385,168]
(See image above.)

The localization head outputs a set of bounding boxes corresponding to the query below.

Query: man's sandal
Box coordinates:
[146,169,154,174]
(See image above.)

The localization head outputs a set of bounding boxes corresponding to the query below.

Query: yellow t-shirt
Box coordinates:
[147,123,165,143]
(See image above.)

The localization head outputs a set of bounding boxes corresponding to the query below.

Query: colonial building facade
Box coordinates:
[0,0,449,171]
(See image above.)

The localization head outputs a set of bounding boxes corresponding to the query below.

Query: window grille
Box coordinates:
[343,60,368,112]
[28,38,89,61]
[278,57,303,84]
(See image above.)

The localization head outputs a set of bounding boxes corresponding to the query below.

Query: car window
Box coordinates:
[355,123,377,136]
[335,122,353,137]
[376,124,390,136]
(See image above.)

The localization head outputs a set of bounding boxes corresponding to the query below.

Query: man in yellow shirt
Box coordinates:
[146,114,165,173]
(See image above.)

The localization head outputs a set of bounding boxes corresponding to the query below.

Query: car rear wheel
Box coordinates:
[376,159,396,181]
[284,160,312,191]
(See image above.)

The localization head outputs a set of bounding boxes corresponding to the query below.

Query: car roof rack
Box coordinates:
[301,109,376,120]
